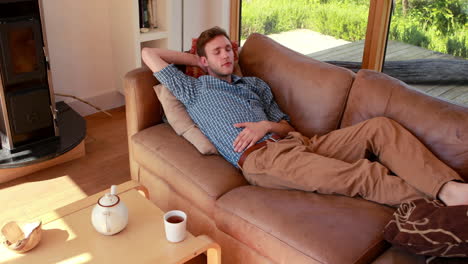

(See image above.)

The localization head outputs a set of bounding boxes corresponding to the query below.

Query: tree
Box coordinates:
[402,0,409,16]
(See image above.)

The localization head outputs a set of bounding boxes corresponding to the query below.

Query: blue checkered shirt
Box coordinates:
[154,64,289,167]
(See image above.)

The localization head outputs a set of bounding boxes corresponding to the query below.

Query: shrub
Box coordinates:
[242,0,368,41]
[410,0,467,34]
[304,2,368,41]
[447,35,467,58]
[389,17,430,48]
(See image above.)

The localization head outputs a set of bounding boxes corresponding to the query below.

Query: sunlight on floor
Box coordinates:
[55,253,92,264]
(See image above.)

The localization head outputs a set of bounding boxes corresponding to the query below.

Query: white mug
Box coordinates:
[163,210,187,243]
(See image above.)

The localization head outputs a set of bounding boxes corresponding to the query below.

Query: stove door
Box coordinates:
[0,18,46,86]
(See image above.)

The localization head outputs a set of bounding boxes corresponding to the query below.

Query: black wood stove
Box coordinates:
[0,0,58,151]
[0,0,85,170]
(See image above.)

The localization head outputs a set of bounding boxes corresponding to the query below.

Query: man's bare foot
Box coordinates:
[438,181,468,206]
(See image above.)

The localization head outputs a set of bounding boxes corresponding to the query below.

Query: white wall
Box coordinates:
[41,0,124,116]
[182,0,231,50]
[40,0,229,115]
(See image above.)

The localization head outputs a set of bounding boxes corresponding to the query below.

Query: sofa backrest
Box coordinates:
[342,69,468,180]
[239,33,355,137]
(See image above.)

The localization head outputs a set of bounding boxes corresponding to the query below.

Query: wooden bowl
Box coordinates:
[1,221,42,253]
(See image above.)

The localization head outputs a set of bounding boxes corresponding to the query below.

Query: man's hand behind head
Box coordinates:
[142,47,200,73]
[142,47,168,73]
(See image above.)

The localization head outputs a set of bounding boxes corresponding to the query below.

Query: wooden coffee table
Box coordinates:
[0,181,221,263]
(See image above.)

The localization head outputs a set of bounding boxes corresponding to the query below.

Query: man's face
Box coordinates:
[200,35,234,78]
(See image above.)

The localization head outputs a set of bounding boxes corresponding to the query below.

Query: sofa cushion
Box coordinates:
[131,123,248,217]
[239,33,355,137]
[384,198,468,258]
[341,70,468,180]
[153,84,219,155]
[215,186,395,264]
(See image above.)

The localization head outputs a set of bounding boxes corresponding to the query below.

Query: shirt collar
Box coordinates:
[202,74,243,84]
[231,74,243,84]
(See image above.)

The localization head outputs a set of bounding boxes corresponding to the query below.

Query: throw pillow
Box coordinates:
[153,84,219,155]
[185,38,242,78]
[383,198,468,261]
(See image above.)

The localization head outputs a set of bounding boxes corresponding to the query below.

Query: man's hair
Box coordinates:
[196,26,230,58]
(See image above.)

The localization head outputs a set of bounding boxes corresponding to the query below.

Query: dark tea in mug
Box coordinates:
[167,215,184,224]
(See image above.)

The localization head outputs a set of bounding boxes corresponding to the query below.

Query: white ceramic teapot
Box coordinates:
[91,185,128,235]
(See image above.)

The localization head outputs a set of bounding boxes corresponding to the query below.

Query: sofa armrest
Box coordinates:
[124,67,163,181]
[125,67,162,135]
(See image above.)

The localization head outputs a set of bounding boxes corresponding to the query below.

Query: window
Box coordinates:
[384,0,468,106]
[239,0,370,65]
[232,0,468,106]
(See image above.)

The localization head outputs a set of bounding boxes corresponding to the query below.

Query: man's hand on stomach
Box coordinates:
[233,121,270,153]
[233,119,295,152]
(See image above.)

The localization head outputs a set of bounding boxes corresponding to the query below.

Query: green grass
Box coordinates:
[389,15,467,58]
[241,0,468,58]
[242,0,369,41]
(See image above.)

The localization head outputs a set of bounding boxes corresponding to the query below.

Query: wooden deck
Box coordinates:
[307,40,468,106]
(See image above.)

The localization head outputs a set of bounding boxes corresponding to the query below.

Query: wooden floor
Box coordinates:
[0,107,131,226]
[308,40,468,106]
[0,106,207,264]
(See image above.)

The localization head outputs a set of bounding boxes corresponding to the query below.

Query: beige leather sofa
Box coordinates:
[124,33,468,264]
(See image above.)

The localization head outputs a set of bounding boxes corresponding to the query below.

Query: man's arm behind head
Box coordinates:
[141,47,201,73]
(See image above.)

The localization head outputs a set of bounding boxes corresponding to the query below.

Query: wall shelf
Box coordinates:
[109,0,182,94]
[140,29,168,43]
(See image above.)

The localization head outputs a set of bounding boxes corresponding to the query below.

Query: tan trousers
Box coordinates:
[241,117,462,206]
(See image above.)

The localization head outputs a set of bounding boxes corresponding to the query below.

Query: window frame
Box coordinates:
[229,0,241,44]
[362,0,393,71]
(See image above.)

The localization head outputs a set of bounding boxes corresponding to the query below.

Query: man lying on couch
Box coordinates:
[141,26,468,207]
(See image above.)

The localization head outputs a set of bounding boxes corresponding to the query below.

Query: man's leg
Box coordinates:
[308,117,462,198]
[241,117,463,206]
[241,134,424,206]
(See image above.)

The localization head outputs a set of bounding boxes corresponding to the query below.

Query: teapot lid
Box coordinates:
[98,185,120,207]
